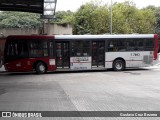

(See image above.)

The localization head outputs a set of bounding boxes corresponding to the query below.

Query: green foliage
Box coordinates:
[0,11,41,28]
[0,0,159,35]
[155,7,160,34]
[111,1,137,33]
[112,1,156,34]
[145,6,160,34]
[74,1,110,34]
[73,0,157,34]
[53,10,75,25]
[137,9,156,33]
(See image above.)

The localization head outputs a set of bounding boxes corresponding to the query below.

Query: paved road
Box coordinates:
[0,66,160,120]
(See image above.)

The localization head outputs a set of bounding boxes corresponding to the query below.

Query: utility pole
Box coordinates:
[40,0,57,35]
[110,0,113,34]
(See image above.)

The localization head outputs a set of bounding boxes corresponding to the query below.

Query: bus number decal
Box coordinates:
[131,53,140,57]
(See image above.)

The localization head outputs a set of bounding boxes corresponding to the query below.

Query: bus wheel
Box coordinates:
[113,60,125,71]
[35,62,47,74]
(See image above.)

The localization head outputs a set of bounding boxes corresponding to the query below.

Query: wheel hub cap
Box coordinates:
[116,63,122,69]
[39,65,45,72]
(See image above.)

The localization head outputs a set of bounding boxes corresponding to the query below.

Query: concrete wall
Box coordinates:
[0,23,72,37]
[0,28,39,37]
[44,24,73,35]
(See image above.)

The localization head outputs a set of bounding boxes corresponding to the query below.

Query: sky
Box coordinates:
[56,0,160,11]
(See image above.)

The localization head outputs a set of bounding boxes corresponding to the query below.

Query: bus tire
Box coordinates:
[113,59,125,71]
[35,62,47,74]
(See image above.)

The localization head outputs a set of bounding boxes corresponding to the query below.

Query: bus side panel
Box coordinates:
[105,51,154,69]
[70,57,92,70]
[30,58,57,72]
[5,58,56,72]
[5,58,33,72]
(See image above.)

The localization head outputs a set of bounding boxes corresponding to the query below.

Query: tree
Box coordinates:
[0,1,157,35]
[73,0,156,34]
[53,10,75,25]
[136,9,156,33]
[155,7,160,34]
[0,11,41,28]
[112,1,156,34]
[73,1,110,34]
[111,1,137,33]
[145,6,160,34]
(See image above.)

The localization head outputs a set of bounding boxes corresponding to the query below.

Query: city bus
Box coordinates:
[3,34,159,74]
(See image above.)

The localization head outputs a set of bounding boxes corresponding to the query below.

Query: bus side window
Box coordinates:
[145,39,154,51]
[136,39,144,51]
[117,39,126,51]
[7,43,15,56]
[71,40,90,57]
[108,40,115,52]
[7,41,28,57]
[108,40,125,52]
[126,39,136,51]
[30,40,48,57]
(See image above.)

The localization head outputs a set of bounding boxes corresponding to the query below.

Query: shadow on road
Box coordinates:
[0,68,150,76]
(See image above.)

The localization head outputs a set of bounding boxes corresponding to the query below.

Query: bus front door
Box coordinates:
[92,41,105,68]
[56,42,70,68]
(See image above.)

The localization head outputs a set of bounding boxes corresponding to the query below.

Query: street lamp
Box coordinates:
[110,0,113,34]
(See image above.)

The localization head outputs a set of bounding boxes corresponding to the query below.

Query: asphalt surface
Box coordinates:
[0,65,160,120]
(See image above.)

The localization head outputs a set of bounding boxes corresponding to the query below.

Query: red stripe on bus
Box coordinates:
[154,34,159,60]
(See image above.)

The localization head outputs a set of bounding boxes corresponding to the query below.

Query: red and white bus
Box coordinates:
[3,34,159,74]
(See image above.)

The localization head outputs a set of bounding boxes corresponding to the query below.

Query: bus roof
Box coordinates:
[54,34,155,39]
[7,34,156,40]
